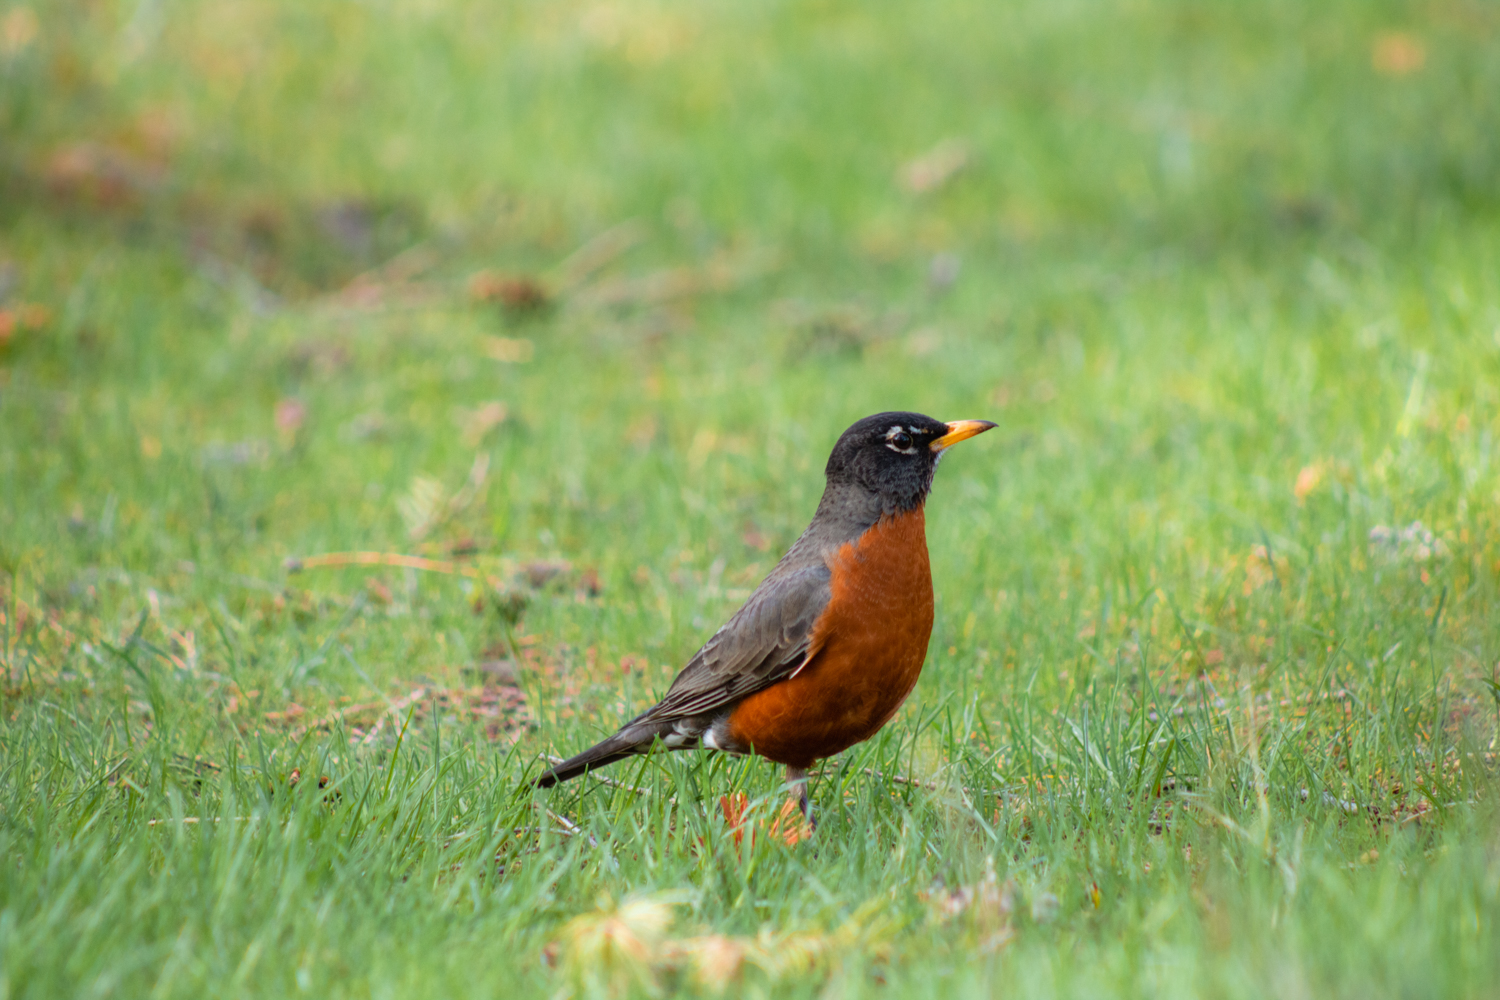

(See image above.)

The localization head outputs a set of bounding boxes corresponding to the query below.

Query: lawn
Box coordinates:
[3,0,1500,996]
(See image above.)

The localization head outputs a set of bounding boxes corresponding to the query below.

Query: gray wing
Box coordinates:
[636,561,832,722]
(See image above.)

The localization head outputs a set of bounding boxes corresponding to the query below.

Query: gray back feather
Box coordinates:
[634,480,885,722]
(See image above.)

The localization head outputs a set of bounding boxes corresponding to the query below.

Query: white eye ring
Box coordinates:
[885,426,917,453]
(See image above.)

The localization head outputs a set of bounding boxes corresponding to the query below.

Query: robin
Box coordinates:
[535,411,995,824]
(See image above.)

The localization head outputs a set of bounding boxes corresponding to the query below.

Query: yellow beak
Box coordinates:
[930,419,998,452]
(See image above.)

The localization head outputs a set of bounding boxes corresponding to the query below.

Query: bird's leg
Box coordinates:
[785,765,815,831]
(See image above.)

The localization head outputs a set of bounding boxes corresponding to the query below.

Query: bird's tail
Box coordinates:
[533,729,656,787]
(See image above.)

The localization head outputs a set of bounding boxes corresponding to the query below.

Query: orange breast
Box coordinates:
[727,507,935,769]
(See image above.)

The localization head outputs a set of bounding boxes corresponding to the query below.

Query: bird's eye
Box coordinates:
[891,431,913,451]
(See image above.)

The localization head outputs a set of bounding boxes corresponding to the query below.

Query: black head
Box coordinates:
[824,411,997,512]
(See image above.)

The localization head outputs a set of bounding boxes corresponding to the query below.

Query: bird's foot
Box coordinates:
[777,765,815,843]
[715,773,814,849]
[770,797,813,846]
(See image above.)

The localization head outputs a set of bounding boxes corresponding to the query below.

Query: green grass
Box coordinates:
[3,0,1500,996]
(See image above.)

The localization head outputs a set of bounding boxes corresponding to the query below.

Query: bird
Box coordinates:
[534,411,996,824]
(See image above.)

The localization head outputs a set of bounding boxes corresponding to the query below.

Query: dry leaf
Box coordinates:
[899,139,971,194]
[455,401,508,446]
[0,302,51,349]
[553,894,680,999]
[1243,544,1288,594]
[625,415,658,449]
[483,336,535,363]
[1293,462,1324,501]
[1,7,39,55]
[469,271,550,313]
[44,143,166,207]
[523,560,571,588]
[275,398,306,443]
[905,327,942,357]
[1372,32,1425,76]
[398,476,446,539]
[675,935,747,991]
[577,567,603,596]
[397,453,490,541]
[465,659,519,684]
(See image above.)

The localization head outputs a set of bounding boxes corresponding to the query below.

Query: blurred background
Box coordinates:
[4,0,1496,293]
